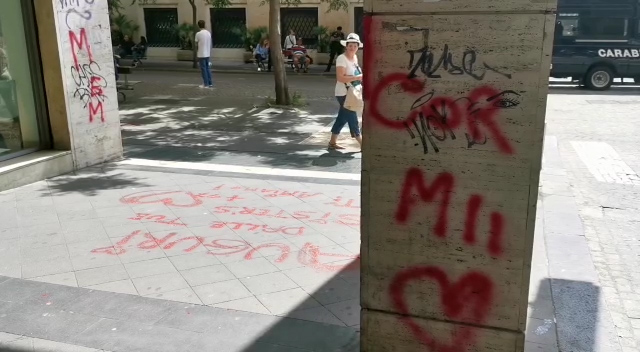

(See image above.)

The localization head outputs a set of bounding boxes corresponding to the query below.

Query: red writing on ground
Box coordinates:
[129,213,185,227]
[389,266,494,352]
[214,206,359,227]
[91,230,358,272]
[210,221,305,236]
[120,190,243,208]
[327,197,360,209]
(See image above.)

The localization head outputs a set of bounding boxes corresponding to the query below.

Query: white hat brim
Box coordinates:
[340,40,363,48]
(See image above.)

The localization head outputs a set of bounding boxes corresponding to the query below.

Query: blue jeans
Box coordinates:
[198,57,212,87]
[331,96,360,137]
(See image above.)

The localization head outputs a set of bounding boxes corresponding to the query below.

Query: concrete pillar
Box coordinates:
[360,1,556,351]
[36,0,123,168]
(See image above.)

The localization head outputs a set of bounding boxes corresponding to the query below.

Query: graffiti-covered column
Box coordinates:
[360,0,556,351]
[53,0,123,168]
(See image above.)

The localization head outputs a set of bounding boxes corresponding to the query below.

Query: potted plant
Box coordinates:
[312,26,331,65]
[234,26,268,63]
[175,22,195,61]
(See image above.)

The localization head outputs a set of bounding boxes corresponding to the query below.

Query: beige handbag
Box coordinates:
[344,83,363,113]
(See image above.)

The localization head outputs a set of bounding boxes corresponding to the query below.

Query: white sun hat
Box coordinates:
[340,33,363,48]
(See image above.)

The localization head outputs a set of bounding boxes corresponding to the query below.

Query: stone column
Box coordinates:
[360,1,557,351]
[37,0,123,169]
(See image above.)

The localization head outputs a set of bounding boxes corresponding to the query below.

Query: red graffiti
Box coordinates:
[213,206,359,227]
[328,197,360,209]
[90,230,357,272]
[129,213,185,227]
[395,168,506,257]
[389,267,494,352]
[69,28,93,70]
[368,75,514,154]
[88,76,104,122]
[244,243,290,263]
[298,243,360,272]
[210,221,305,236]
[395,168,454,238]
[228,185,320,199]
[120,190,242,208]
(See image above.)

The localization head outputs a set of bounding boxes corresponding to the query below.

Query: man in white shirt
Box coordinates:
[194,20,213,88]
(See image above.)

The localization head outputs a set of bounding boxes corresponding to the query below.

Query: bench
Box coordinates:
[115,66,141,103]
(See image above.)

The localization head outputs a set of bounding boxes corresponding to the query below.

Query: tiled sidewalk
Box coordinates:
[0,165,360,328]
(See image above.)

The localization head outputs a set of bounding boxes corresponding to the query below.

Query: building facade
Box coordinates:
[0,0,122,190]
[118,0,365,61]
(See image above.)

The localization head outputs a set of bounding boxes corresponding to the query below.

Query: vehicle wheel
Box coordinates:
[585,66,614,90]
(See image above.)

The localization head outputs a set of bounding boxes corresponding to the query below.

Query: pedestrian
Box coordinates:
[194,20,213,88]
[328,33,363,150]
[284,29,296,50]
[325,26,345,72]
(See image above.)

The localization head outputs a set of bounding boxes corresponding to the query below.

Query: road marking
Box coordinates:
[118,158,361,181]
[571,141,640,186]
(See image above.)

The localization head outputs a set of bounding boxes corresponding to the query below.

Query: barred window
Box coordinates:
[210,8,246,49]
[143,8,179,48]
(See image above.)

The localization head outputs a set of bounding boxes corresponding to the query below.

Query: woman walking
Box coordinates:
[328,33,363,150]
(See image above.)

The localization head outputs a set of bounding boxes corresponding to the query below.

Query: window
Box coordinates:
[0,0,47,160]
[578,17,627,39]
[143,8,179,47]
[210,8,246,49]
[281,8,319,48]
[354,7,364,42]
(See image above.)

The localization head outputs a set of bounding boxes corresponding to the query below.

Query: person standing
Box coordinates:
[194,20,213,88]
[328,33,363,150]
[325,26,345,72]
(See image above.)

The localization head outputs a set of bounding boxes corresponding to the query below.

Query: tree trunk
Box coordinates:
[190,0,198,69]
[268,0,290,105]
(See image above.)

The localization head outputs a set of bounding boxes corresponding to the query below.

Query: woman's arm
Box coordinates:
[336,66,363,84]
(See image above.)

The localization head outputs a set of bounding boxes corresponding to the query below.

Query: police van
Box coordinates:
[551,0,640,90]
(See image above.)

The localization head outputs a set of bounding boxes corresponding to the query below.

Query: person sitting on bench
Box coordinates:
[290,39,308,73]
[118,35,142,66]
[132,36,147,66]
[254,38,270,72]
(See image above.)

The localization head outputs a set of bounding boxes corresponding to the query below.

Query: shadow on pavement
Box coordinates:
[118,98,362,170]
[239,260,360,352]
[45,171,149,197]
[549,279,607,352]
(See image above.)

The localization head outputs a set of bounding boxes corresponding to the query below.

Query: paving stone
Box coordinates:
[256,288,321,315]
[32,272,78,287]
[239,271,299,296]
[180,264,235,287]
[224,257,280,278]
[325,299,360,327]
[124,258,177,279]
[76,264,130,287]
[213,296,270,315]
[145,287,204,305]
[168,252,220,270]
[192,279,252,305]
[86,279,138,295]
[283,306,345,326]
[131,272,189,296]
[21,258,74,279]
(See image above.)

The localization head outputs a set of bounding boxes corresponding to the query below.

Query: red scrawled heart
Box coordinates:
[389,266,494,352]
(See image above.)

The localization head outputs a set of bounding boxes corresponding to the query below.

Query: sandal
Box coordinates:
[328,142,346,150]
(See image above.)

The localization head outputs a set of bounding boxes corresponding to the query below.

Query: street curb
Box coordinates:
[138,66,334,76]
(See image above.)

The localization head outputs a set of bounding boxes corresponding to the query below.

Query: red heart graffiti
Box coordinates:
[389,266,494,352]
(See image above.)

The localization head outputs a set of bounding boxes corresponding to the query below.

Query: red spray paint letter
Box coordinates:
[69,28,93,69]
[395,168,454,238]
